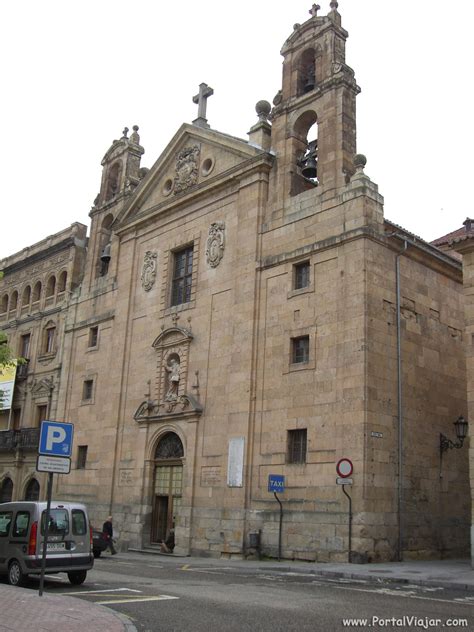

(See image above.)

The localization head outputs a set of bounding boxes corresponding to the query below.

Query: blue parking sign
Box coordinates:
[268,474,285,493]
[39,421,74,457]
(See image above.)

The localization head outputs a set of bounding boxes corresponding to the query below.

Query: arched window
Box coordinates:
[292,110,319,195]
[97,214,114,278]
[106,162,122,201]
[0,477,13,503]
[22,285,31,307]
[154,433,184,460]
[1,294,8,314]
[32,281,42,304]
[10,291,18,313]
[297,48,316,96]
[24,479,40,501]
[58,270,67,293]
[46,276,56,298]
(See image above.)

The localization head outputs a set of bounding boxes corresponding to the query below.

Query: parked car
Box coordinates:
[0,501,94,586]
[92,527,107,558]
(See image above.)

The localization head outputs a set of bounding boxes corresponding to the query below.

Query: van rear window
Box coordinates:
[41,509,69,535]
[72,509,87,535]
[0,511,12,537]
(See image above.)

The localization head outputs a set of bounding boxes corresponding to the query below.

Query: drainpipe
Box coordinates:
[396,240,408,562]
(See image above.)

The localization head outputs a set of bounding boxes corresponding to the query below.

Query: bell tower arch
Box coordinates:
[269,2,360,208]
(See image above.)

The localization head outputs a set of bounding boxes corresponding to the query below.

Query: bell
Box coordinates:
[303,75,315,93]
[100,242,111,263]
[302,156,317,179]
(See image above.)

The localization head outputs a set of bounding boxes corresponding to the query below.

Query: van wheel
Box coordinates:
[93,549,101,558]
[68,570,87,585]
[8,560,26,587]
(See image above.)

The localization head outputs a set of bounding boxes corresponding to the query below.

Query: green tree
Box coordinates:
[0,331,15,366]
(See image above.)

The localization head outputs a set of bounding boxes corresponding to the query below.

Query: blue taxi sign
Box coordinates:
[268,474,285,493]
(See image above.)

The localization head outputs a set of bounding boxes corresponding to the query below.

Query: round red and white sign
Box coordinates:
[336,458,353,478]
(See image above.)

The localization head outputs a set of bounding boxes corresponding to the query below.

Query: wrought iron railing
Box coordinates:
[0,427,40,451]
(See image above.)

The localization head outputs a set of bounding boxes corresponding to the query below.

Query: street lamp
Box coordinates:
[440,415,468,455]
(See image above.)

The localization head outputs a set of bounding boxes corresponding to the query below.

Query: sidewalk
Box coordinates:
[0,583,136,632]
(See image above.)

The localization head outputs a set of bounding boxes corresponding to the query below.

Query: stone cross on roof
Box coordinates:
[309,4,320,17]
[193,83,214,129]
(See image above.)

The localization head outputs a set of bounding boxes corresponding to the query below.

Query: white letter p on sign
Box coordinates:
[46,427,67,451]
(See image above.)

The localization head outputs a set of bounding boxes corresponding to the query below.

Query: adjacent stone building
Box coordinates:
[0,4,470,562]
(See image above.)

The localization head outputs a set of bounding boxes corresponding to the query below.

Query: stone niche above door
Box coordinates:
[134,325,203,423]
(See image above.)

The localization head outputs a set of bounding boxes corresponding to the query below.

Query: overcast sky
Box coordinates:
[1,1,472,260]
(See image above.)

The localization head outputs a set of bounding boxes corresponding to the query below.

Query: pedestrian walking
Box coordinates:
[102,515,117,555]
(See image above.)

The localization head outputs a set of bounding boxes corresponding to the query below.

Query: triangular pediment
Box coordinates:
[115,123,270,228]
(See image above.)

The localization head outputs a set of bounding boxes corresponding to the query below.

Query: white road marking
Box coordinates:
[61,587,142,595]
[96,595,179,605]
[336,585,474,605]
[146,564,164,568]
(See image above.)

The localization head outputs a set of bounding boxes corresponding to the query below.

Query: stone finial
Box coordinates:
[464,218,473,232]
[122,127,129,139]
[330,0,339,10]
[352,154,367,181]
[130,125,140,144]
[309,4,320,17]
[255,100,271,122]
[353,154,367,170]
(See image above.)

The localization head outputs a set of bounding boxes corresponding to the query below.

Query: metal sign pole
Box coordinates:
[274,491,283,562]
[38,472,53,597]
[341,484,352,563]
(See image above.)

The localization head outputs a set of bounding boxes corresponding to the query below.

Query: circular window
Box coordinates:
[163,178,174,196]
[201,157,215,177]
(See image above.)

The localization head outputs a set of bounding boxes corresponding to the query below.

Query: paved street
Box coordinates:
[7,552,473,631]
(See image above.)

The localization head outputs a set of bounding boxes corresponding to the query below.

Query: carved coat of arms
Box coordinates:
[141,250,157,291]
[174,145,200,194]
[206,222,225,268]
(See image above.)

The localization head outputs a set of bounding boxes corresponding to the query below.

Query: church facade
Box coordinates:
[0,4,470,562]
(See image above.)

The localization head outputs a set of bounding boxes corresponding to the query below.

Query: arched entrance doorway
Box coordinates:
[151,432,184,544]
[0,477,13,503]
[24,478,40,501]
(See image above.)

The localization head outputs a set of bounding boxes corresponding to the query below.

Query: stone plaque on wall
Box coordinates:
[227,437,244,487]
[201,466,221,487]
[119,469,134,486]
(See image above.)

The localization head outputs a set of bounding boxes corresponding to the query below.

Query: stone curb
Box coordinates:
[109,608,138,632]
[261,565,474,593]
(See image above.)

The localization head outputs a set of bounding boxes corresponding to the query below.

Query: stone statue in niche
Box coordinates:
[205,222,225,268]
[174,145,200,194]
[141,250,157,291]
[165,356,180,401]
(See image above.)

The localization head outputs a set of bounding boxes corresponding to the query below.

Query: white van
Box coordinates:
[0,501,94,586]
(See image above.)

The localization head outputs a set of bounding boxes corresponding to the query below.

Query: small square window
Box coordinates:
[82,379,94,401]
[294,261,310,290]
[171,246,193,306]
[292,335,309,364]
[77,446,88,470]
[88,326,98,348]
[287,429,307,464]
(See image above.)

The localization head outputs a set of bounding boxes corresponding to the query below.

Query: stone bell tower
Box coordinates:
[269,2,360,209]
[85,126,146,286]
